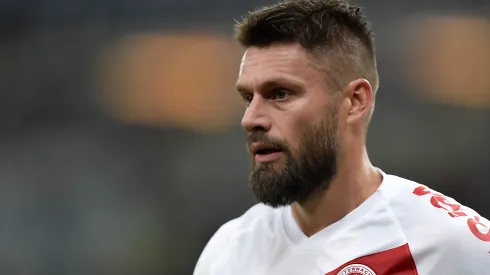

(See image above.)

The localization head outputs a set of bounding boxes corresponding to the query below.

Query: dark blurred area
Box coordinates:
[0,0,488,274]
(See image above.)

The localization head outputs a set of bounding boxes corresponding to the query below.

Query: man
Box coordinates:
[194,0,490,274]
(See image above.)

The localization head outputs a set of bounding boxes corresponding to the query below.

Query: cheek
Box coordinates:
[281,118,313,153]
[273,96,331,149]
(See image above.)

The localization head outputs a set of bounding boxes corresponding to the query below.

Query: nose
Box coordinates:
[241,98,272,133]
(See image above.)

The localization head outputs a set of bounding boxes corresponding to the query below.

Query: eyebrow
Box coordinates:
[236,76,305,94]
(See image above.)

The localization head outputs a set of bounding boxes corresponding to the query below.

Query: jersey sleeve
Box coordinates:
[193,220,238,275]
[440,212,490,273]
[392,183,490,274]
[410,200,490,273]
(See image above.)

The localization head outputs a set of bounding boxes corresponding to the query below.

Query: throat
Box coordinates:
[290,166,383,237]
[291,199,338,237]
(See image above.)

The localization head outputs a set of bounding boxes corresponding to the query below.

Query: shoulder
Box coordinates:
[193,203,280,275]
[380,173,490,273]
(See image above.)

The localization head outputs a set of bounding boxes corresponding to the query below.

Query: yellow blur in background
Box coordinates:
[96,32,243,132]
[406,15,490,108]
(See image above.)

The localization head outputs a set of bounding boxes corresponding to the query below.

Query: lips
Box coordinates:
[251,143,283,155]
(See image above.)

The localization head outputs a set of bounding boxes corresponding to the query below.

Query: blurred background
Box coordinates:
[0,0,489,274]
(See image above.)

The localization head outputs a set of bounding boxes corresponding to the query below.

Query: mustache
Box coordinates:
[247,132,288,151]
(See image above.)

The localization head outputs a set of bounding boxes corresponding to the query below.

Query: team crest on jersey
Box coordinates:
[337,264,376,275]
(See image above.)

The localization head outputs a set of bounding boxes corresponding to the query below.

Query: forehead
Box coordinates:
[237,44,325,90]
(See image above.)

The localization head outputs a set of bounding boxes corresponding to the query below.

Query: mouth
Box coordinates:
[251,143,284,163]
[255,147,282,155]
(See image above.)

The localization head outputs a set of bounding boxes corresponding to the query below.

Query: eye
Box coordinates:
[241,94,253,105]
[271,89,291,100]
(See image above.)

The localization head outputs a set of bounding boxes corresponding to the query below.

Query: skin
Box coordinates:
[236,43,382,237]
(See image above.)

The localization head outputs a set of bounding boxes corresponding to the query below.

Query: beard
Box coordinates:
[247,110,339,208]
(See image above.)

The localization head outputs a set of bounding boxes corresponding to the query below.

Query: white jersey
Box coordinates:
[194,170,490,275]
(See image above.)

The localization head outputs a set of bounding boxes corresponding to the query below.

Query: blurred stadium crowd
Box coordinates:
[0,0,489,274]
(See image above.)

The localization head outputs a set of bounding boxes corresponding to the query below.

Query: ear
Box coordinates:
[345,78,373,124]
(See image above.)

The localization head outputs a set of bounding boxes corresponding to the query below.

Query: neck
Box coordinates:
[290,147,382,237]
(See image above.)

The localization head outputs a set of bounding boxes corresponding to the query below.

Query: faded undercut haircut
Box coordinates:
[234,0,379,94]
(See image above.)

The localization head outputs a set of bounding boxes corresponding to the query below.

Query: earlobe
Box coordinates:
[346,78,373,124]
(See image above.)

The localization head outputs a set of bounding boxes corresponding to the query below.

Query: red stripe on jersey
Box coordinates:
[325,243,418,275]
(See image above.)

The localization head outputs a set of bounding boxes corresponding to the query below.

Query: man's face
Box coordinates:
[236,43,340,207]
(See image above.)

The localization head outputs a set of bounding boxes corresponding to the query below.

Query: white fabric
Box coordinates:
[194,169,490,275]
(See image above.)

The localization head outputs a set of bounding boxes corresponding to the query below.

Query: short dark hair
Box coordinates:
[234,0,379,92]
